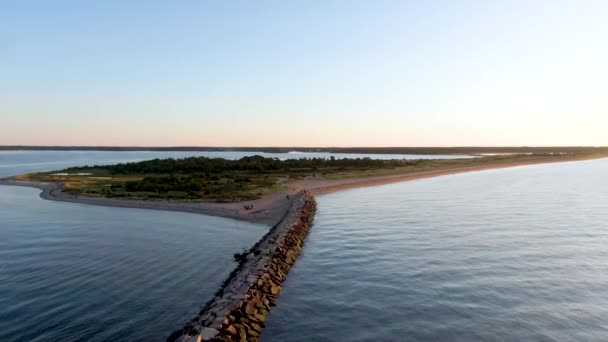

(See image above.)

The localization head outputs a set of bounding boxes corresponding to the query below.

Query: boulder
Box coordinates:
[226,325,238,335]
[270,285,281,295]
[199,328,219,341]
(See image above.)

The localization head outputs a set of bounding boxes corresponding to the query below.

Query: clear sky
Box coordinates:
[1,1,607,147]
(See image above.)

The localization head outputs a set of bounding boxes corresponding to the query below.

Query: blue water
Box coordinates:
[263,159,608,342]
[1,149,467,341]
[5,151,604,341]
[0,150,470,178]
[0,152,270,341]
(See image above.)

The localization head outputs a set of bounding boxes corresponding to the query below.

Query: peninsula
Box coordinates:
[2,150,608,341]
[1,150,606,226]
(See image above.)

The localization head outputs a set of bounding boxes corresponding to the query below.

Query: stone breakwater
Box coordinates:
[168,191,317,342]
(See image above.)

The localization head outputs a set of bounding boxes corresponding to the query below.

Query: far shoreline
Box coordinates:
[2,145,608,156]
[0,155,602,226]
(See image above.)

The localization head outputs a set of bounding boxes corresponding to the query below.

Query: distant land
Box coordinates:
[3,145,608,341]
[4,151,607,225]
[2,145,608,155]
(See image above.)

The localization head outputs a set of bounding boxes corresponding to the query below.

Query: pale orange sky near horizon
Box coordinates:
[2,1,607,147]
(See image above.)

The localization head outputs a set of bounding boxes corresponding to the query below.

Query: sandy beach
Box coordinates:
[0,156,596,226]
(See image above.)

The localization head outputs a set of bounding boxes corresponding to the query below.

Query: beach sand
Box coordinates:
[0,157,596,226]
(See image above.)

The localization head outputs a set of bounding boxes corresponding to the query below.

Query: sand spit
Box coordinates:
[0,157,601,341]
[0,157,596,226]
[299,158,587,195]
[0,179,290,226]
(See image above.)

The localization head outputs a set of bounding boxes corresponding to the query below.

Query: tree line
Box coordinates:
[66,155,423,175]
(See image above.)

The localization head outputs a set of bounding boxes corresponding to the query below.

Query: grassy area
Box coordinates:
[21,152,607,202]
[27,169,286,202]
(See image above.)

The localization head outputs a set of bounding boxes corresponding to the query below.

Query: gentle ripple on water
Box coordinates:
[0,186,267,342]
[262,159,608,342]
[0,150,470,341]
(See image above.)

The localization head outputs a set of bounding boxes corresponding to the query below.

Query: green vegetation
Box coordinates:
[23,152,605,202]
[27,156,421,202]
[69,155,415,174]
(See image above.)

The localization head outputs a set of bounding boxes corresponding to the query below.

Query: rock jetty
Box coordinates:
[167,191,316,342]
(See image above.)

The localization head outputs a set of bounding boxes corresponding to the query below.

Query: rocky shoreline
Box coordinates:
[167,191,316,342]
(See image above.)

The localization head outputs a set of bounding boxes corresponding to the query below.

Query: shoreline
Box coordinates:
[167,191,316,342]
[0,178,289,226]
[2,156,604,341]
[0,156,601,225]
[302,157,596,195]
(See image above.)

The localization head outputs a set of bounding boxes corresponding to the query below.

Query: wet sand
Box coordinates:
[0,157,596,226]
[0,179,290,225]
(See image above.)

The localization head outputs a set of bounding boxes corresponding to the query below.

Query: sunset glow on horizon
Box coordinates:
[2,1,607,147]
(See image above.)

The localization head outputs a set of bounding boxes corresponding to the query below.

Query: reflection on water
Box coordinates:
[0,186,267,342]
[263,159,608,341]
[0,150,269,342]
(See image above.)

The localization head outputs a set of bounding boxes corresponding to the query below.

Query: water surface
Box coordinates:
[0,186,267,342]
[0,152,270,341]
[263,159,608,341]
[0,150,466,341]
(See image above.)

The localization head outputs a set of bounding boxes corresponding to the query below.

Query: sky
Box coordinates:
[1,1,607,147]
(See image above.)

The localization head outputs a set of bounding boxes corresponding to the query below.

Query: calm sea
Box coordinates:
[0,150,467,342]
[9,150,587,342]
[263,158,608,342]
[0,151,272,342]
